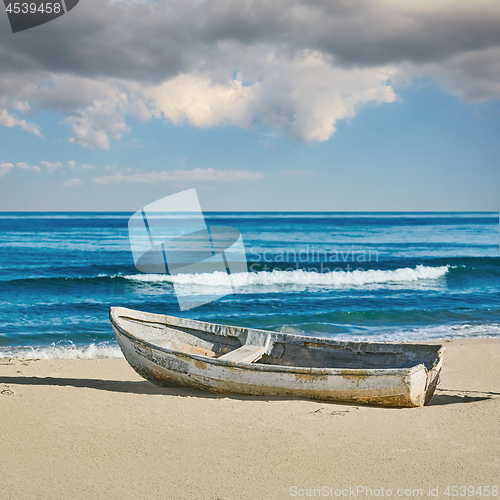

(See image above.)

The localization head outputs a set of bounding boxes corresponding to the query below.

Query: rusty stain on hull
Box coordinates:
[193,359,207,370]
[341,370,370,384]
[294,373,328,382]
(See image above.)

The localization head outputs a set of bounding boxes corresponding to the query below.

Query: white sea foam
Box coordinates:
[2,323,497,359]
[125,265,450,289]
[0,343,124,360]
[331,323,500,342]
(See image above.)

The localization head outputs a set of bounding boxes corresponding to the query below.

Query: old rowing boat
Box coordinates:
[109,307,445,407]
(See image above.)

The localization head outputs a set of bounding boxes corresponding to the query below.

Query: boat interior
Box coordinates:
[114,311,443,370]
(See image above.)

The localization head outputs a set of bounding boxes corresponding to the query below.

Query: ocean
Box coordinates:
[0,212,499,359]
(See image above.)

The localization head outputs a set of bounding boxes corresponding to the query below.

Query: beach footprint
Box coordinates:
[311,407,355,416]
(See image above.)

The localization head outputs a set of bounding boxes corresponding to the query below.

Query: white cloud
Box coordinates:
[148,75,254,130]
[66,160,95,170]
[40,161,64,173]
[93,167,264,185]
[0,161,39,177]
[0,159,95,177]
[13,101,30,113]
[144,55,397,143]
[248,54,397,142]
[62,178,83,188]
[0,56,396,148]
[64,92,131,150]
[0,162,14,178]
[0,108,42,138]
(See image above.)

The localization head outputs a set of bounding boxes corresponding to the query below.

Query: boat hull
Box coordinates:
[111,313,443,407]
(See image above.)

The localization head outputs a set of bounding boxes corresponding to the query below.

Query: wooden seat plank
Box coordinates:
[218,345,267,363]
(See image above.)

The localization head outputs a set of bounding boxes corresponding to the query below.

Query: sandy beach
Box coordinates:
[1,338,499,500]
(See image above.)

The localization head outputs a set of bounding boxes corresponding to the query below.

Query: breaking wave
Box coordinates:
[310,323,500,343]
[125,265,450,288]
[0,343,123,360]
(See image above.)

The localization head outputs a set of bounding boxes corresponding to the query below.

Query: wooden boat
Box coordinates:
[109,307,445,407]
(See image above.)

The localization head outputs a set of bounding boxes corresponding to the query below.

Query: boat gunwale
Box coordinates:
[110,307,442,377]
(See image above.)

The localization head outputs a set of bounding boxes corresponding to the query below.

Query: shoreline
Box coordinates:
[1,338,499,499]
[2,334,500,360]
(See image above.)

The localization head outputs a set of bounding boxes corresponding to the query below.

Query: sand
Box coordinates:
[1,338,499,500]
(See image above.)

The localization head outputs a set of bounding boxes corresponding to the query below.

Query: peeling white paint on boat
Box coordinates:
[109,307,445,407]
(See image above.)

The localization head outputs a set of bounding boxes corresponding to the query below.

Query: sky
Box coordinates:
[0,0,499,212]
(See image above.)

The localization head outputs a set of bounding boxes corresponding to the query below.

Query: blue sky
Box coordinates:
[1,1,499,211]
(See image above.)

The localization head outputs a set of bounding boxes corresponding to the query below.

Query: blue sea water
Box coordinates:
[0,212,499,358]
